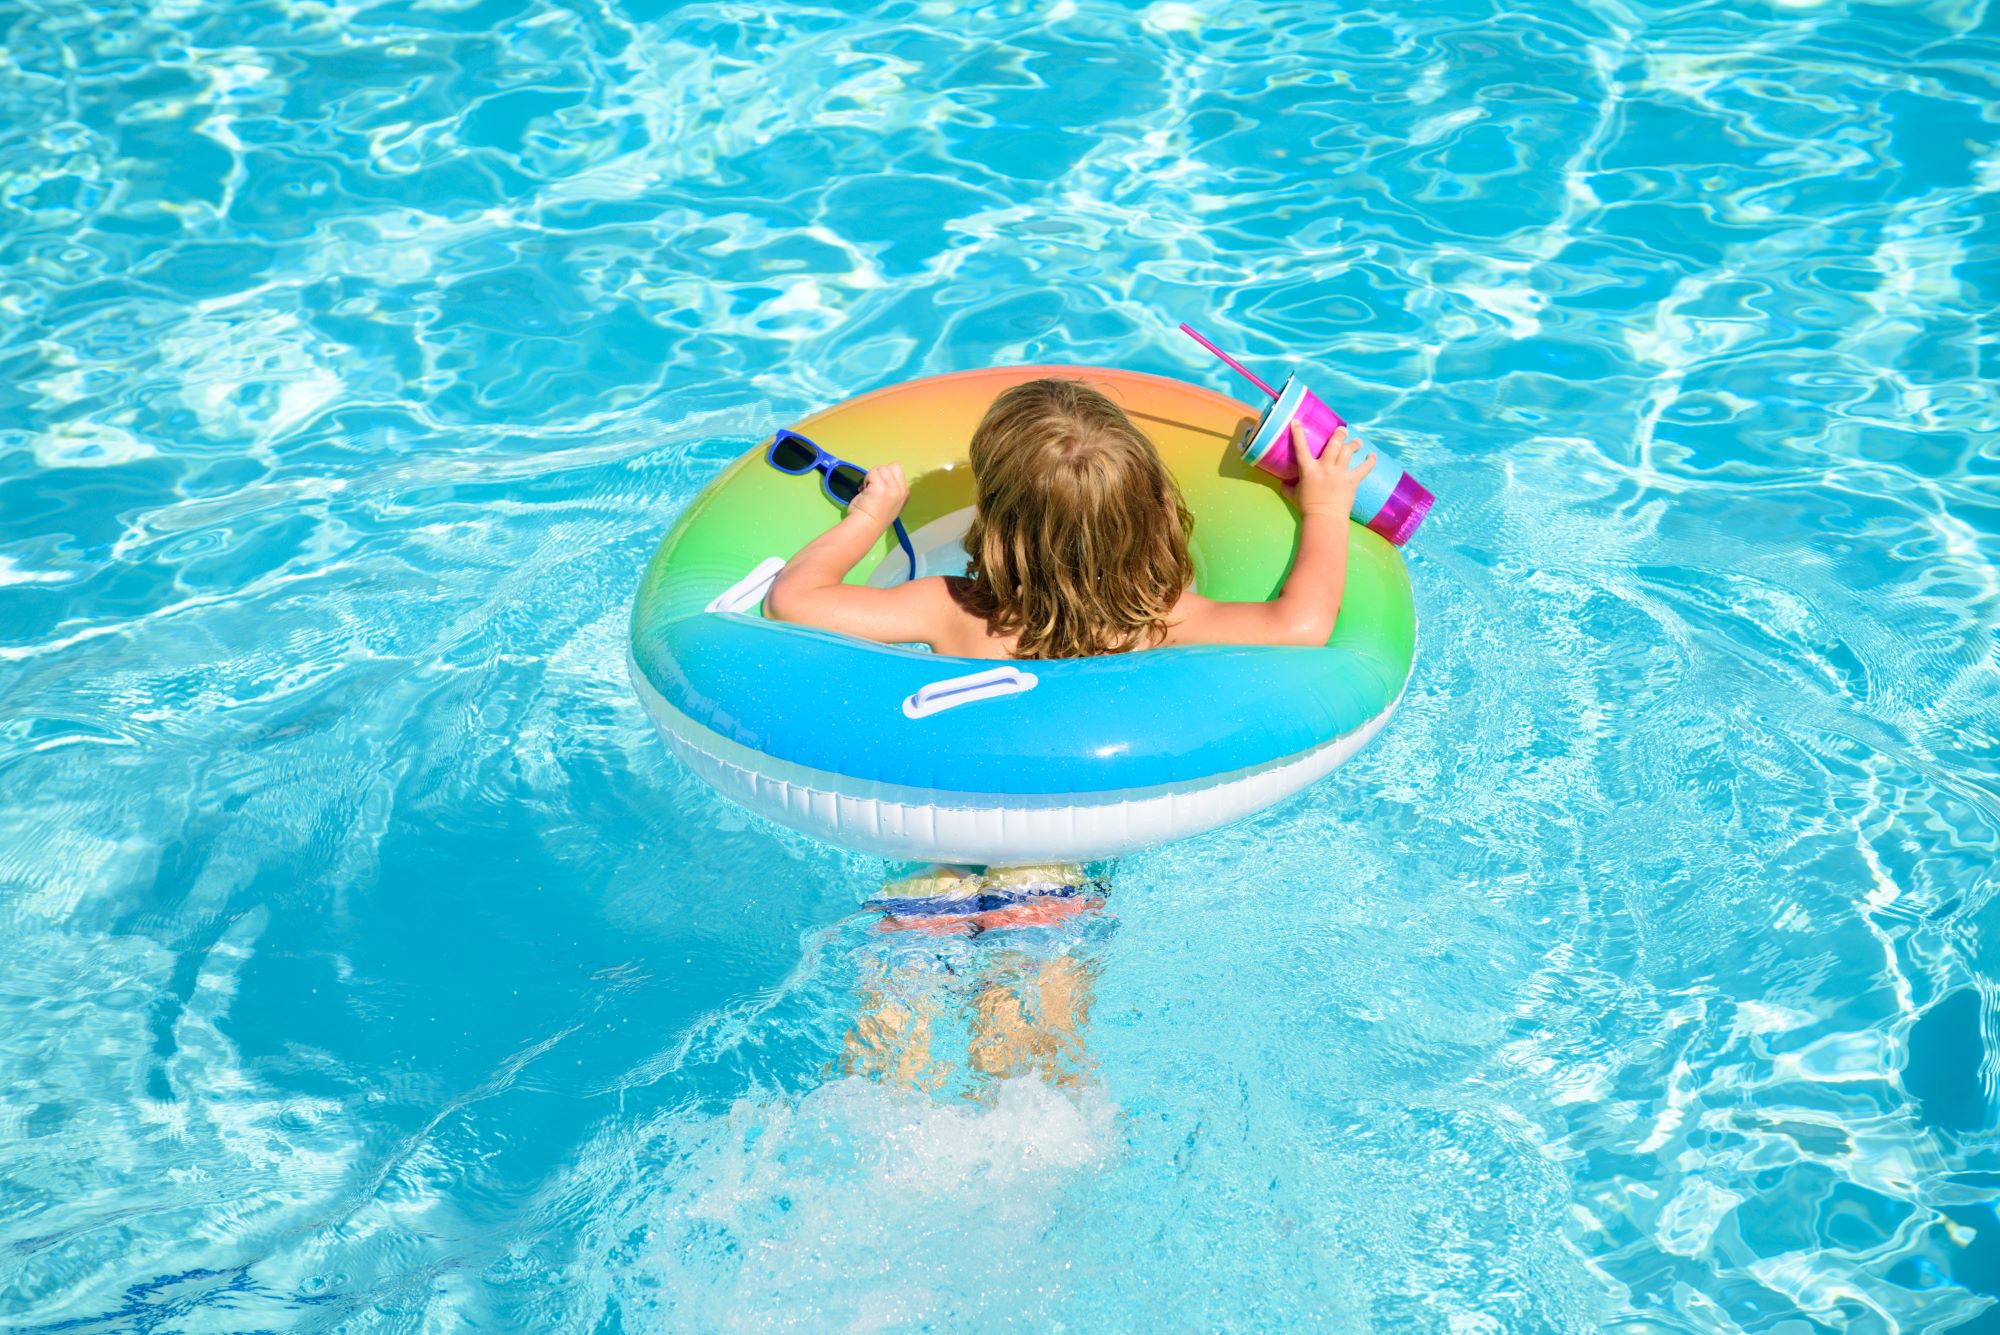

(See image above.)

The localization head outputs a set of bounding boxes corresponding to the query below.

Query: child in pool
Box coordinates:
[764,376,1377,658]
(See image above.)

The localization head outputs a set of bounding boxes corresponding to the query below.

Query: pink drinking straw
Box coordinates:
[1179,323,1280,401]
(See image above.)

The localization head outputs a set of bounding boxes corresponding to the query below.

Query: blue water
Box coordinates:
[3,0,1996,1328]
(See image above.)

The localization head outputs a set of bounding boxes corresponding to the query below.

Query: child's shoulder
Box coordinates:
[910,575,1015,658]
[894,574,961,607]
[877,573,970,629]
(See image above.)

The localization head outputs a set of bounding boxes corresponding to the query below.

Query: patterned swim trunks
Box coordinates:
[866,863,1108,938]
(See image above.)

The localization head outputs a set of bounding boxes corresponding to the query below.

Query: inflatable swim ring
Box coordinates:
[628,365,1418,864]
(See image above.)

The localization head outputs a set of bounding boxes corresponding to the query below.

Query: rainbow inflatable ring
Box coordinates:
[628,365,1418,865]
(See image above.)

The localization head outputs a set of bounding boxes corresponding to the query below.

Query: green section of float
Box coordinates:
[1176,448,1418,681]
[633,447,911,626]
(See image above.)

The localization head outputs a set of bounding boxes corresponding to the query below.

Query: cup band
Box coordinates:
[1364,473,1434,546]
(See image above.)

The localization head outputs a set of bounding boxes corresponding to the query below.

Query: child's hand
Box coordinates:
[1292,423,1375,518]
[849,462,908,529]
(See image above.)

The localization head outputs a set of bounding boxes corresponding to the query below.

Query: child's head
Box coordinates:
[961,378,1193,659]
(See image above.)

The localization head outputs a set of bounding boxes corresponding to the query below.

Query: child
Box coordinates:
[764,377,1376,657]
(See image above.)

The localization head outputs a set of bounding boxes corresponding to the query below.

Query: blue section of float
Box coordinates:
[630,613,1400,796]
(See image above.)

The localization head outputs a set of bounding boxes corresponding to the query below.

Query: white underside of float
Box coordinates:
[629,655,1396,864]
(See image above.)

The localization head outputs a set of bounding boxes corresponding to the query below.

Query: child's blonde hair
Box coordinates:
[960,378,1194,659]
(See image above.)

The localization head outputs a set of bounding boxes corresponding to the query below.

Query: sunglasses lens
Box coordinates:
[826,464,865,505]
[769,434,817,473]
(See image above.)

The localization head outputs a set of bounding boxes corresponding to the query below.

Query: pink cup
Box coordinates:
[1239,374,1434,546]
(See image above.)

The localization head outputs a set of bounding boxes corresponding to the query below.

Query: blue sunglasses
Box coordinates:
[767,428,917,581]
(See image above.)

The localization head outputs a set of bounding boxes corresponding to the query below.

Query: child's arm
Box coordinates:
[1168,423,1376,647]
[763,463,943,644]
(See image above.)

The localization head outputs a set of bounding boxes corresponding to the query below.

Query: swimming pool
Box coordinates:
[2,0,1994,1327]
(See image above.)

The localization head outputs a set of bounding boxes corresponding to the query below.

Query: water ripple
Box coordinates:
[2,0,1996,1328]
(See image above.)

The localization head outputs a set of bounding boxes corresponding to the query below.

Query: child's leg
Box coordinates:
[840,961,946,1091]
[968,978,1045,1080]
[1032,954,1098,1088]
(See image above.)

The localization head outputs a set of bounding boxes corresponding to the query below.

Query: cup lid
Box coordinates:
[1239,373,1309,466]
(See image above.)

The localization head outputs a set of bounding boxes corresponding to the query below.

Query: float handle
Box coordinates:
[902,666,1039,719]
[706,556,787,615]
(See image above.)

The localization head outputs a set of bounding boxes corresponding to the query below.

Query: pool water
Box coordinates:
[3,0,1996,1328]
